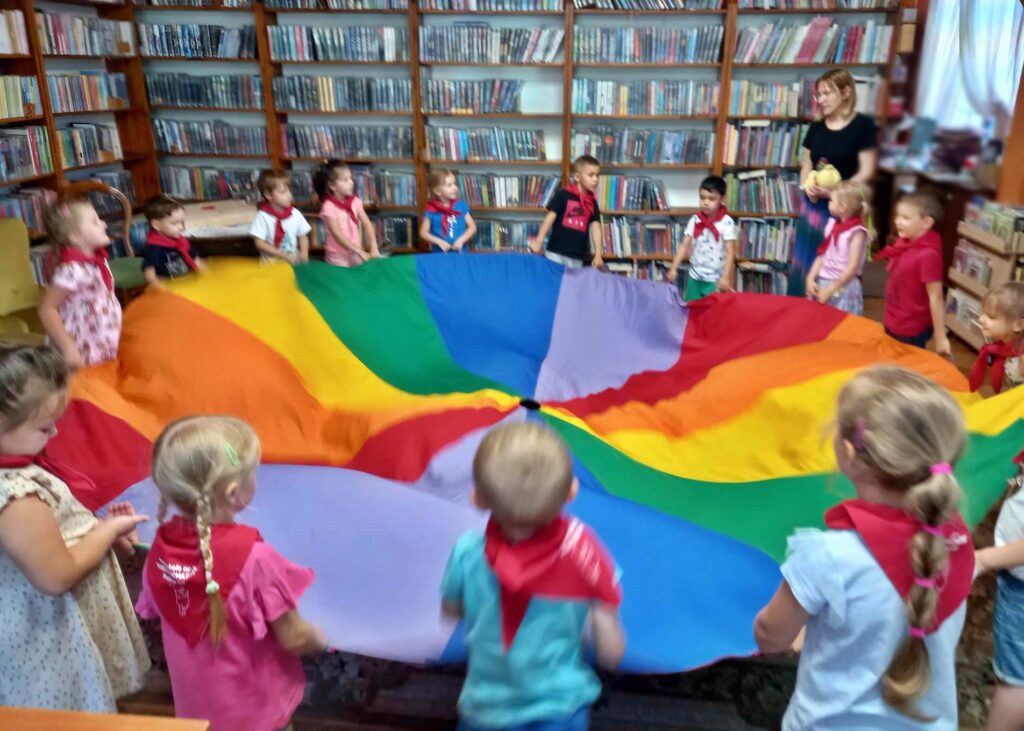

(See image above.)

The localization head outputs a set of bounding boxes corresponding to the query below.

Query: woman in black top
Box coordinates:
[788,69,878,297]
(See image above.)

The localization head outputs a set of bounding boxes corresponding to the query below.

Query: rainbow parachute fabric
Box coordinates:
[53,255,1024,672]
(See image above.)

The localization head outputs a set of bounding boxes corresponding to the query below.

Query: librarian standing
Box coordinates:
[789,69,878,297]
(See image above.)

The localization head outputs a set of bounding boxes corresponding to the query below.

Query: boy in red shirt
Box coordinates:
[878,191,951,356]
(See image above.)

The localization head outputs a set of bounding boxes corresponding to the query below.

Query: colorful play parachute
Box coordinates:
[53,255,1024,673]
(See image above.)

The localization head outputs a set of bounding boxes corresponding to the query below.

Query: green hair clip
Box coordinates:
[224,443,240,466]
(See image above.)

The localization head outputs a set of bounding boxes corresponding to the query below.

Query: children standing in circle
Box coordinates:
[313,159,380,266]
[754,365,972,728]
[0,344,150,711]
[804,181,871,315]
[441,422,625,731]
[37,199,122,369]
[137,416,326,731]
[142,194,203,285]
[970,282,1024,394]
[250,169,311,265]
[420,168,476,253]
[667,175,737,301]
[530,155,605,269]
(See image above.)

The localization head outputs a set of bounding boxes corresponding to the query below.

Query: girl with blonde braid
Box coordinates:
[137,416,326,731]
[754,366,973,728]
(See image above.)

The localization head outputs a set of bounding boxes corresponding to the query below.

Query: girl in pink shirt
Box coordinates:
[805,181,871,316]
[313,159,380,267]
[137,416,327,731]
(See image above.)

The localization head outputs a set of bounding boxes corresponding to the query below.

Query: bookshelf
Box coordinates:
[0,0,920,277]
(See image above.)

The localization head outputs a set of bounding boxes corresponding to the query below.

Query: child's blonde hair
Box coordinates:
[43,198,95,281]
[0,343,68,432]
[428,167,457,198]
[831,181,875,241]
[984,282,1024,322]
[152,416,262,646]
[473,422,573,528]
[816,68,857,117]
[836,365,966,718]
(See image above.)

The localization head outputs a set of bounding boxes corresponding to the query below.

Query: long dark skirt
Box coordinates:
[786,195,831,298]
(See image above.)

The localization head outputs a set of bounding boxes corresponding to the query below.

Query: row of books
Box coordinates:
[266,0,407,8]
[724,170,800,214]
[273,77,411,113]
[574,1,723,9]
[951,238,995,288]
[89,171,137,215]
[598,175,668,211]
[426,126,546,161]
[963,199,1024,252]
[0,77,39,121]
[0,127,53,181]
[457,173,559,208]
[422,79,524,115]
[146,0,252,6]
[0,10,28,55]
[570,125,714,164]
[606,260,670,281]
[945,288,982,343]
[737,0,897,9]
[0,188,56,236]
[734,19,894,65]
[57,124,122,170]
[48,72,128,115]
[137,24,257,59]
[153,119,269,156]
[421,0,559,8]
[35,13,135,57]
[738,216,794,262]
[311,213,416,250]
[281,124,414,158]
[734,262,787,295]
[268,26,407,62]
[601,217,674,257]
[418,25,564,64]
[729,79,815,117]
[159,165,258,200]
[146,74,263,110]
[474,220,538,252]
[571,79,718,116]
[292,167,416,205]
[573,25,723,65]
[721,121,807,167]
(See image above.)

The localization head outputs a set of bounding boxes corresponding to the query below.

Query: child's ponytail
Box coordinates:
[196,490,227,646]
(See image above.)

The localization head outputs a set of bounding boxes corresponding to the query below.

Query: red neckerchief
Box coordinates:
[693,207,729,242]
[970,341,1023,394]
[326,194,359,226]
[0,452,100,507]
[484,515,621,652]
[258,202,293,249]
[145,515,262,647]
[424,198,462,238]
[875,230,942,272]
[817,215,864,256]
[146,230,198,271]
[53,246,113,292]
[825,500,973,635]
[563,184,596,224]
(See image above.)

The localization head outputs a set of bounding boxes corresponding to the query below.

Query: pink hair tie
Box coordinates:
[930,463,953,475]
[921,524,945,537]
[909,627,927,639]
[914,576,936,589]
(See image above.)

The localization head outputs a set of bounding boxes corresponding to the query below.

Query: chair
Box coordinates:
[0,218,44,344]
[62,180,146,302]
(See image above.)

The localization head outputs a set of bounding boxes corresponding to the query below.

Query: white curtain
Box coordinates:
[916,0,978,129]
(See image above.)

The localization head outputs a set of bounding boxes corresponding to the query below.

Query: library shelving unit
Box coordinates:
[0,0,922,278]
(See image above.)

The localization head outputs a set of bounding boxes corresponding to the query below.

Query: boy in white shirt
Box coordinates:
[250,169,311,264]
[667,175,737,301]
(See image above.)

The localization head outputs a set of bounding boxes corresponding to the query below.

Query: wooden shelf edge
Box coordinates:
[948,268,989,300]
[957,220,1016,256]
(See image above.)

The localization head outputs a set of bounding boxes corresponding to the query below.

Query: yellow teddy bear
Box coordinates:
[803,163,842,202]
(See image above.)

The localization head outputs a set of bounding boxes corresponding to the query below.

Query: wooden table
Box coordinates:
[181,200,258,258]
[0,707,209,730]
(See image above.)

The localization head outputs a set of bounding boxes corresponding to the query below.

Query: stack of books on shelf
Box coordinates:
[57,123,122,169]
[738,1,897,9]
[266,0,406,9]
[722,121,807,167]
[147,0,253,6]
[598,175,668,211]
[474,220,538,252]
[0,10,28,55]
[422,80,524,115]
[0,187,56,236]
[0,77,40,120]
[734,18,894,65]
[281,124,414,159]
[738,217,794,262]
[570,126,714,165]
[312,214,416,250]
[426,126,547,161]
[0,127,53,180]
[601,217,673,258]
[457,173,558,208]
[725,170,800,214]
[421,0,558,9]
[571,79,719,116]
[951,238,995,289]
[137,23,257,59]
[963,199,1024,253]
[730,79,815,118]
[606,260,670,281]
[735,262,787,294]
[268,26,407,63]
[273,77,412,113]
[419,25,564,64]
[160,165,258,201]
[292,167,416,205]
[47,72,128,114]
[573,25,723,65]
[36,13,135,57]
[89,170,136,214]
[574,1,723,9]
[153,119,269,156]
[147,74,263,110]
[945,288,982,344]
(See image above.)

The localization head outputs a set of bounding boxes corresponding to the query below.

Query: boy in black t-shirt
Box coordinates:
[530,155,604,269]
[142,195,203,284]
